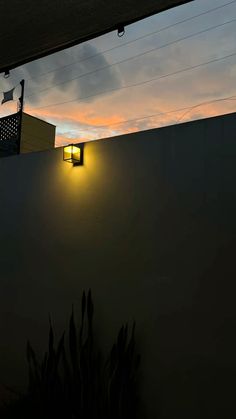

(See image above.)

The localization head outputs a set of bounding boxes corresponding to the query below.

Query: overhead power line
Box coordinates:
[96,95,236,129]
[24,0,236,83]
[25,51,236,111]
[25,17,236,100]
[54,95,235,137]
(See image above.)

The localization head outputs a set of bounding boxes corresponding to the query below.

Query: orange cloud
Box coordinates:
[22,60,236,148]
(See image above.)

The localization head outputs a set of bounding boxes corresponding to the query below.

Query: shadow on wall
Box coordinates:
[0,290,141,419]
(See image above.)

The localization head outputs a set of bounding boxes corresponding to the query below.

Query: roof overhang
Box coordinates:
[0,0,194,74]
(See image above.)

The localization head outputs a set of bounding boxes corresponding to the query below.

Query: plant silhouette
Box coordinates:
[1,290,140,419]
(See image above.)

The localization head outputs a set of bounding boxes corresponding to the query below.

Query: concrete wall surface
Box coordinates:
[0,112,236,418]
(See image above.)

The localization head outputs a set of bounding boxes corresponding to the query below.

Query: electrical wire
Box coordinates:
[23,0,236,83]
[52,95,236,141]
[25,17,236,100]
[25,51,236,111]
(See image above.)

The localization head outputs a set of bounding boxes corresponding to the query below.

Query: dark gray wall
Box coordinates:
[0,112,236,418]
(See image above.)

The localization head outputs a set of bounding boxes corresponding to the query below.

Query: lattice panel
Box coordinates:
[0,112,20,141]
[0,112,21,155]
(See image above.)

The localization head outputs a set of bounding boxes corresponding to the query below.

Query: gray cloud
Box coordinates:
[8,0,236,109]
[51,43,121,98]
[12,42,121,106]
[2,0,236,144]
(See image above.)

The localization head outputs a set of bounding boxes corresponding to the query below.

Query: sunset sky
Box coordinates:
[1,0,236,147]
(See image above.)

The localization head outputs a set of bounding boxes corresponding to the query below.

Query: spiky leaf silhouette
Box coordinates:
[2,291,140,419]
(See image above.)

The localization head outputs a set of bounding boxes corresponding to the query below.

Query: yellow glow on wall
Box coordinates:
[63,144,83,165]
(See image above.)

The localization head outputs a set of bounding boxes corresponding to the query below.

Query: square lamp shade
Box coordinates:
[63,144,84,165]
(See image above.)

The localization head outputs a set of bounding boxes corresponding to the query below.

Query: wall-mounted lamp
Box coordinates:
[63,144,84,166]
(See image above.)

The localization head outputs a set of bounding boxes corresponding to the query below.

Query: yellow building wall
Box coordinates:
[20,113,55,153]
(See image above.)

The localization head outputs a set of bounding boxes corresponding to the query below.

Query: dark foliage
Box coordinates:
[1,290,140,419]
